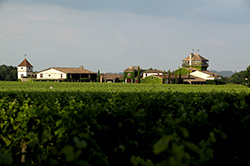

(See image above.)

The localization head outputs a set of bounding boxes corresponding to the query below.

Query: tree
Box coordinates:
[97,70,100,82]
[163,70,166,84]
[137,66,140,83]
[168,70,171,84]
[175,71,177,84]
[179,68,182,84]
[244,65,250,85]
[228,71,246,84]
[0,65,17,81]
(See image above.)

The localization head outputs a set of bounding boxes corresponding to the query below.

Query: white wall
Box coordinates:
[17,66,33,79]
[190,71,214,80]
[37,68,66,79]
[143,73,163,78]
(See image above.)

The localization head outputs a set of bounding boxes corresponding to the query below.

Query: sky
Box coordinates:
[0,0,250,73]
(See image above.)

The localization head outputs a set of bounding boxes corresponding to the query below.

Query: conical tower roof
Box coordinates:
[18,58,33,67]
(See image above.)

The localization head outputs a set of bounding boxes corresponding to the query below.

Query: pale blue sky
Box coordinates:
[0,0,250,72]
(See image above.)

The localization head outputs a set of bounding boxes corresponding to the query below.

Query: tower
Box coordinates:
[182,52,209,71]
[17,58,33,79]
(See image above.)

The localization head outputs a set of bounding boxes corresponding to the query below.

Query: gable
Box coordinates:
[18,59,33,67]
[38,68,65,74]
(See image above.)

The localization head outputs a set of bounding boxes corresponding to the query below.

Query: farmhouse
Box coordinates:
[36,66,96,82]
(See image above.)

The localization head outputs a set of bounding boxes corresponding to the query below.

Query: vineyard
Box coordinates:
[0,82,250,165]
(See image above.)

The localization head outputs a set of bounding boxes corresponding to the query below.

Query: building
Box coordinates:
[182,53,209,70]
[190,70,222,80]
[142,70,164,78]
[124,66,143,83]
[101,74,124,83]
[17,58,33,79]
[36,66,97,82]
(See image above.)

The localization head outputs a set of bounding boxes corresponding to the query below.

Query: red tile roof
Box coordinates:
[182,54,208,61]
[37,67,96,74]
[102,74,124,80]
[18,58,33,67]
[124,66,143,72]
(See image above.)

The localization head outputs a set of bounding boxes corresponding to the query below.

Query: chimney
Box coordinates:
[189,53,193,65]
[80,66,83,69]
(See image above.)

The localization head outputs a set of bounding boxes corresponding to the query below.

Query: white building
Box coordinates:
[142,70,164,78]
[17,58,33,79]
[190,70,222,80]
[36,67,97,82]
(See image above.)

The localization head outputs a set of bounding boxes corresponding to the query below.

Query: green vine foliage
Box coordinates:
[0,83,250,165]
[124,72,135,79]
[141,76,162,84]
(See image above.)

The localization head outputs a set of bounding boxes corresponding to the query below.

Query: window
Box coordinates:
[48,74,51,77]
[61,74,63,78]
[40,74,43,78]
[127,73,130,77]
[21,67,23,69]
[151,77,153,79]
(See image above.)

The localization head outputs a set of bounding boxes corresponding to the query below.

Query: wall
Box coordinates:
[143,73,163,78]
[190,71,214,80]
[18,66,33,79]
[37,69,66,79]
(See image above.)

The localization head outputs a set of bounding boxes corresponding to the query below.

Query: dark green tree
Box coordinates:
[163,70,166,84]
[137,66,140,83]
[175,71,177,84]
[179,68,182,84]
[97,70,100,82]
[228,71,246,84]
[168,70,171,84]
[0,65,17,81]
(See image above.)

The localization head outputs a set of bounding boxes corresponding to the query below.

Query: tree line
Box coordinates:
[0,65,17,81]
[222,65,250,84]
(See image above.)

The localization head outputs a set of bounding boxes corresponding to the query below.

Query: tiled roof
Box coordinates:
[102,74,124,80]
[182,54,208,61]
[18,58,33,67]
[124,66,143,72]
[37,67,96,74]
[144,70,164,73]
[198,70,222,77]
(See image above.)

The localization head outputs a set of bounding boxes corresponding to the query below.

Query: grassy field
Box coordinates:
[0,81,249,93]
